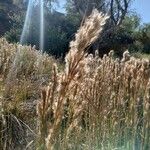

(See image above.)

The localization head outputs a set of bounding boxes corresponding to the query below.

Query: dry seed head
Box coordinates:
[142,59,149,68]
[95,50,99,57]
[122,50,130,62]
[145,102,150,111]
[108,50,114,57]
[65,9,109,64]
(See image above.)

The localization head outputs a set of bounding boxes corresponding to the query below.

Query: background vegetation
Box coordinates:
[0,0,150,58]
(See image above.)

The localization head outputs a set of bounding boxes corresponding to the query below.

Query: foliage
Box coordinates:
[138,24,150,54]
[0,0,150,57]
[4,13,24,43]
[45,27,68,57]
[44,11,80,57]
[111,14,150,55]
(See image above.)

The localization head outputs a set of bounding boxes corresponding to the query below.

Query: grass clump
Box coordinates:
[37,10,150,150]
[0,38,59,149]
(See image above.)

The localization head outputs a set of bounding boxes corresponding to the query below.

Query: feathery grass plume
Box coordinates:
[42,9,108,149]
[37,64,58,149]
[65,9,108,77]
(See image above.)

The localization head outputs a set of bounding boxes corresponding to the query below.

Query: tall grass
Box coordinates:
[0,38,58,149]
[37,10,150,150]
[0,9,150,150]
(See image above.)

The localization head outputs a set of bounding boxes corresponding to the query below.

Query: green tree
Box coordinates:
[66,0,134,56]
[121,15,150,54]
[66,0,132,25]
[139,24,150,53]
[0,0,15,35]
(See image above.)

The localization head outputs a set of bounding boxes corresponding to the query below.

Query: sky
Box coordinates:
[132,0,150,23]
[56,0,150,24]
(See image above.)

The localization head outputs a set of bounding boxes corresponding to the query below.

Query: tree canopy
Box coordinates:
[0,0,149,57]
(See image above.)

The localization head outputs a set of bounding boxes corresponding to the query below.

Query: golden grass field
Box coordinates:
[0,10,150,150]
